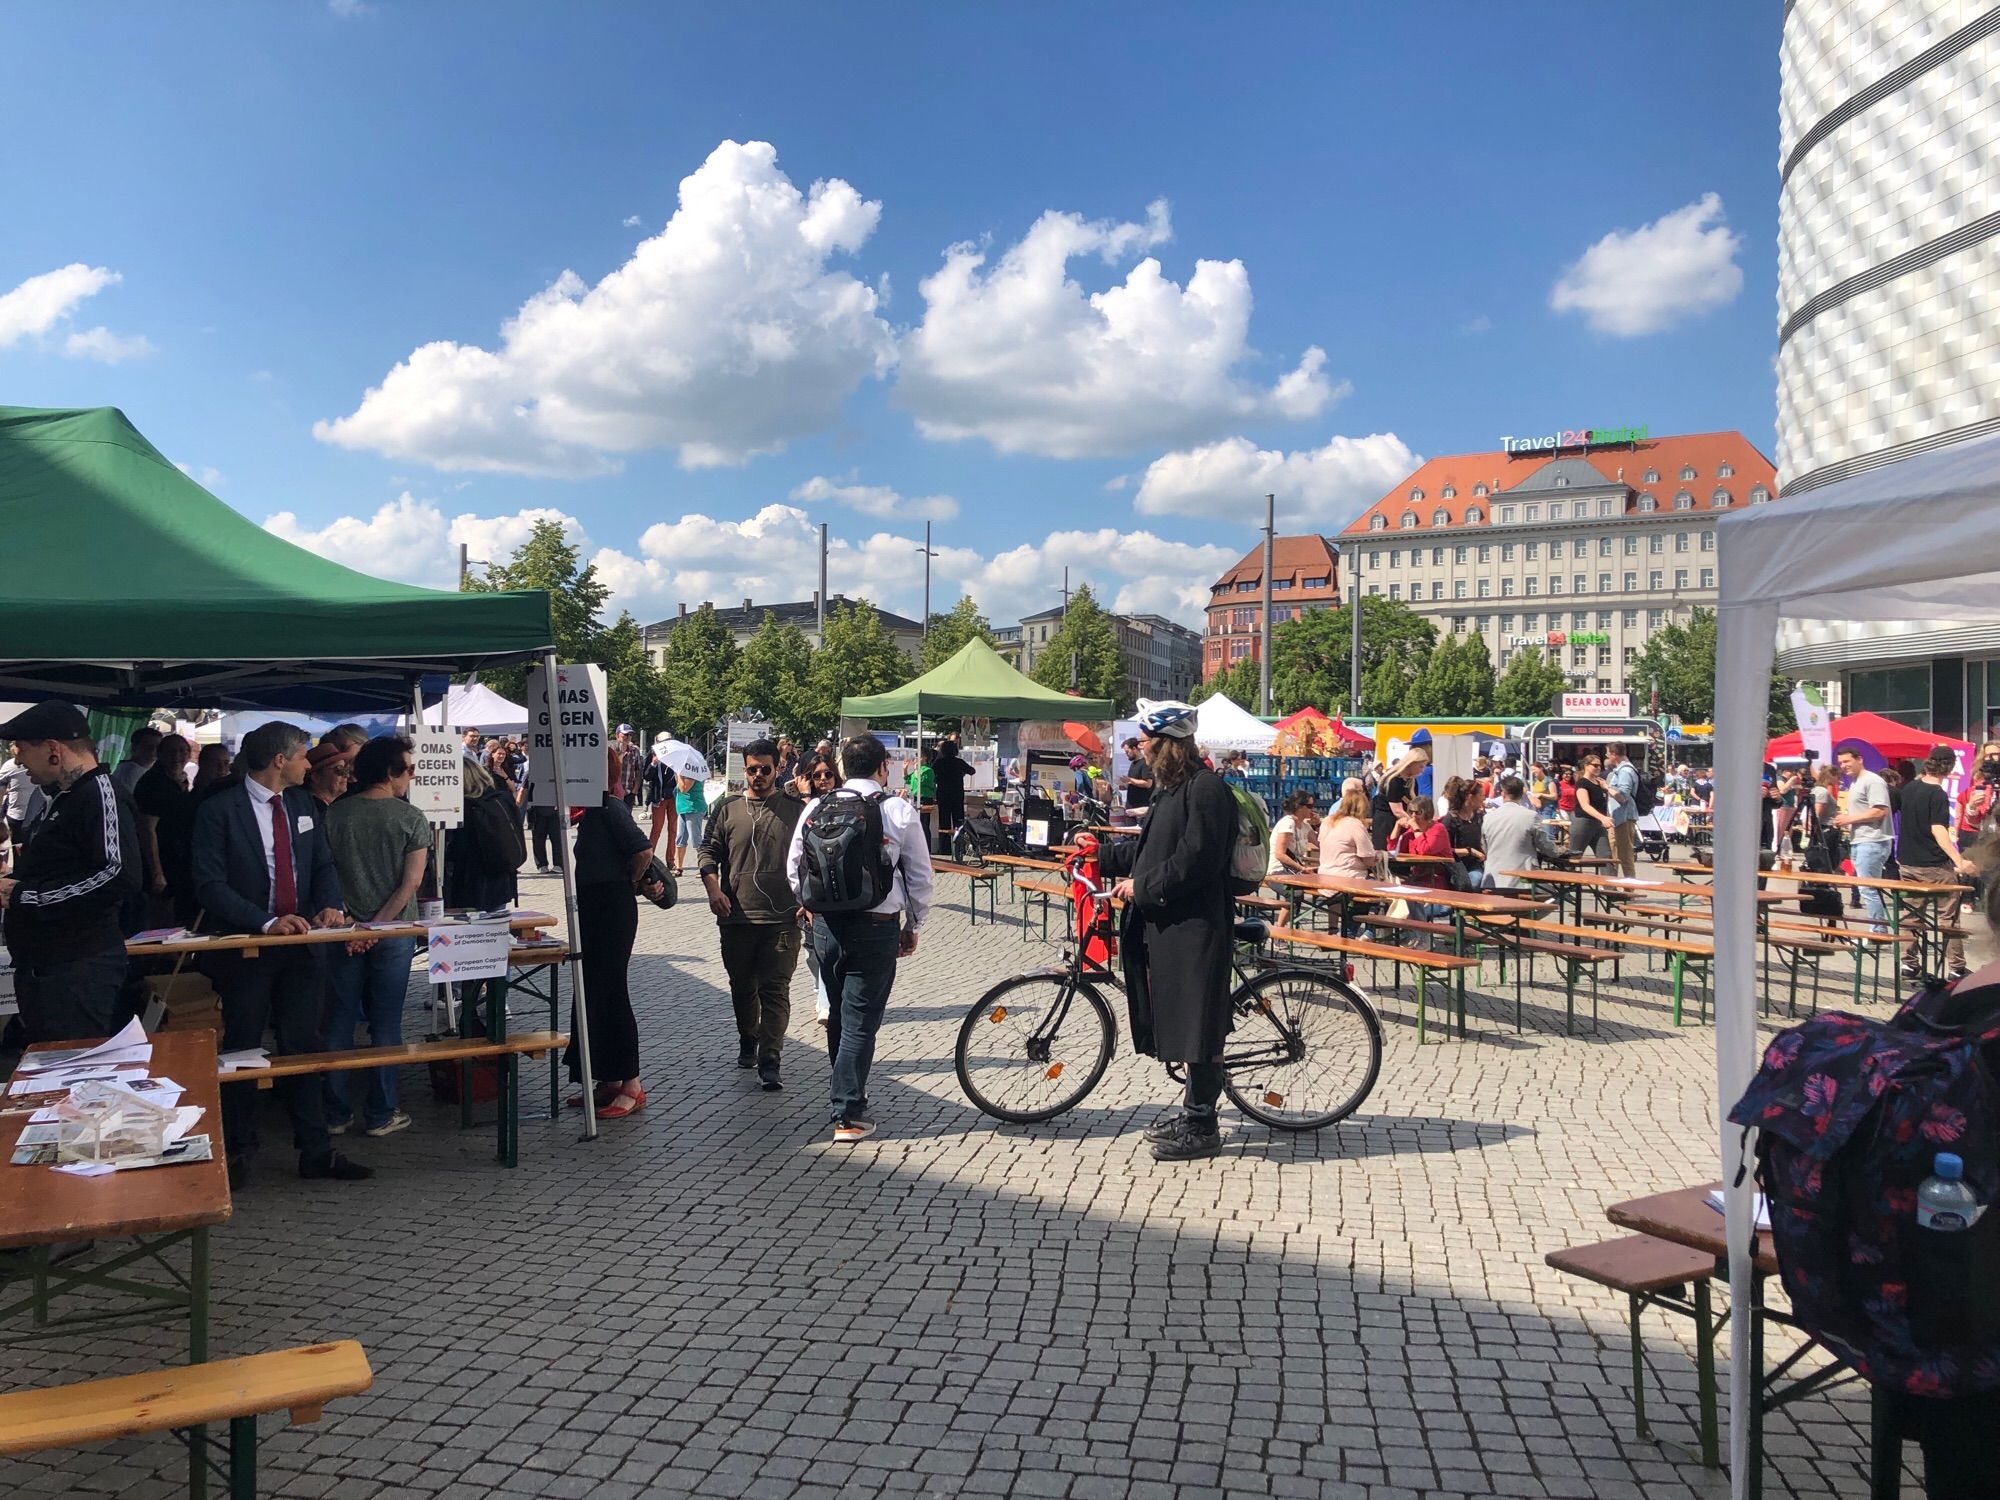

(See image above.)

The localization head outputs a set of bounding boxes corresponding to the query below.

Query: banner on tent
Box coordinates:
[525,663,608,807]
[408,727,464,827]
[1791,684,1833,765]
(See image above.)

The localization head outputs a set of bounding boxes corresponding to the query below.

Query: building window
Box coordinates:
[1573,574,1587,594]
[1409,487,1424,501]
[1369,515,1387,530]
[1547,576,1562,594]
[1622,609,1639,629]
[1574,500,1590,518]
[1527,577,1541,596]
[1501,542,1516,561]
[1499,614,1515,632]
[1453,580,1467,599]
[1680,465,1697,481]
[1597,646,1613,665]
[1431,582,1444,600]
[1526,541,1540,560]
[1473,484,1488,497]
[1623,571,1638,591]
[1623,646,1636,665]
[1475,615,1491,632]
[1674,492,1694,510]
[1570,611,1587,630]
[1623,535,1639,556]
[1454,545,1469,564]
[1499,649,1512,668]
[1674,569,1688,590]
[1368,584,1380,596]
[1451,616,1465,633]
[1238,580,1257,592]
[1389,583,1401,599]
[1441,485,1455,499]
[1525,504,1541,521]
[1500,506,1517,524]
[1700,567,1714,589]
[1477,579,1492,598]
[1750,486,1771,504]
[1400,512,1418,528]
[1597,498,1613,517]
[1713,492,1733,509]
[1674,532,1690,553]
[1573,647,1589,667]
[1477,545,1493,564]
[1596,612,1611,629]
[1643,468,1659,483]
[1701,530,1715,551]
[1548,540,1564,559]
[1598,538,1613,557]
[1432,509,1449,526]
[1637,495,1657,513]
[1554,476,1570,487]
[1390,550,1401,568]
[1302,575,1328,588]
[1649,609,1666,628]
[1501,578,1516,597]
[1230,640,1250,661]
[1648,570,1663,590]
[1649,534,1664,554]
[1718,462,1734,478]
[1598,573,1612,592]
[1431,547,1445,566]
[1523,613,1540,631]
[1465,506,1483,523]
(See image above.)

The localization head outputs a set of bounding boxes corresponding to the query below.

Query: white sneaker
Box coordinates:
[831,1117,875,1143]
[362,1111,412,1138]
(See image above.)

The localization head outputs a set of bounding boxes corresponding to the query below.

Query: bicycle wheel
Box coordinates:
[955,972,1116,1123]
[1222,966,1382,1130]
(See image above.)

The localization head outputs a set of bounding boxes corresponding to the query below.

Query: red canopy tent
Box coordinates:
[1270,707,1373,757]
[1765,710,1960,763]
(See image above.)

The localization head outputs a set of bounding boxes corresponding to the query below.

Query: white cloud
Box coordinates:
[1460,314,1492,335]
[64,326,154,364]
[263,494,588,589]
[1133,431,1421,529]
[622,215,643,228]
[174,461,225,490]
[1550,192,1744,337]
[0,264,149,360]
[965,529,1238,625]
[328,0,372,17]
[315,140,895,476]
[789,474,958,522]
[897,199,1336,458]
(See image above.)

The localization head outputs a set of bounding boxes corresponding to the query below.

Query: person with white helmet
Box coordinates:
[1096,698,1238,1162]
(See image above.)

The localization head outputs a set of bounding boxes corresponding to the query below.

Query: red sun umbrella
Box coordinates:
[1063,722,1104,755]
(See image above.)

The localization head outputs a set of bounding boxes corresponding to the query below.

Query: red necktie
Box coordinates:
[270,795,297,918]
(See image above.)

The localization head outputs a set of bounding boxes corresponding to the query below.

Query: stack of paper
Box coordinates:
[6,1020,219,1174]
[15,1017,154,1076]
[1705,1189,1773,1230]
[217,1048,271,1073]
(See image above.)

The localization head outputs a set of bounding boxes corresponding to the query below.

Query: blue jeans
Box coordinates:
[676,810,706,850]
[1849,839,1890,929]
[323,936,415,1129]
[814,913,900,1124]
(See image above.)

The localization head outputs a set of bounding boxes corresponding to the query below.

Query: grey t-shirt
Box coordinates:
[326,794,434,920]
[1845,770,1892,843]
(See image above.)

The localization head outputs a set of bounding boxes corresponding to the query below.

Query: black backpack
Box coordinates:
[1730,982,2000,1397]
[1633,773,1659,817]
[1799,829,1845,918]
[952,812,1022,865]
[795,788,896,914]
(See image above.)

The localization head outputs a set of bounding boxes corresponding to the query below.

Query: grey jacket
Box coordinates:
[698,791,805,924]
[1481,801,1556,890]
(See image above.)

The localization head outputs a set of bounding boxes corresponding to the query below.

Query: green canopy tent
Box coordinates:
[840,637,1113,722]
[0,406,552,709]
[0,406,613,1134]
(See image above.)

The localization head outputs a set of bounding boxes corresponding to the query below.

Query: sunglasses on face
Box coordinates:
[744,765,774,778]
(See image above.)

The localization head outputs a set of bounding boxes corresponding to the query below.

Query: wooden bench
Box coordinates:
[1595,904,1876,1013]
[217,1032,565,1168]
[932,859,1003,925]
[1013,876,1071,942]
[1545,1237,1719,1467]
[1516,919,1718,1026]
[1464,915,1624,1036]
[0,1339,373,1497]
[1266,925,1479,1044]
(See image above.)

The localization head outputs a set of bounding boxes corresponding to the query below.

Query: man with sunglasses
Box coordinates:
[698,738,807,1090]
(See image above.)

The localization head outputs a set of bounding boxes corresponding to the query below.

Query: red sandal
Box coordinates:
[597,1085,647,1119]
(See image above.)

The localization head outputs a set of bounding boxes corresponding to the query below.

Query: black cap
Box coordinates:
[0,700,92,742]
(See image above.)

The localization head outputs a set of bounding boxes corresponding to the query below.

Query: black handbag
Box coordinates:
[639,855,678,910]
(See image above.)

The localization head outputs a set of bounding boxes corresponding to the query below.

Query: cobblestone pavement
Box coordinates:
[5,867,1949,1499]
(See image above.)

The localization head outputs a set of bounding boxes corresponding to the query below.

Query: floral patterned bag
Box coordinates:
[1728,982,2000,1395]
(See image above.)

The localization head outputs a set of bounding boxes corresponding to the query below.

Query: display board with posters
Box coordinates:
[525,663,608,808]
[407,727,465,827]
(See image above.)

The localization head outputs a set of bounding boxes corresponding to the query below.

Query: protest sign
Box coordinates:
[425,919,512,985]
[409,727,464,826]
[525,663,609,807]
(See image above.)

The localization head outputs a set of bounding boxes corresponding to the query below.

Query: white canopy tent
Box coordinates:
[1712,429,2000,1498]
[1193,693,1277,753]
[418,682,529,733]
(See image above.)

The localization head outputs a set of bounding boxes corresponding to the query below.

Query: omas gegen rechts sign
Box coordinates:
[1500,425,1648,456]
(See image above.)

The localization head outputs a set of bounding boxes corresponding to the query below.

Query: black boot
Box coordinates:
[1150,1115,1222,1161]
[757,1054,783,1092]
[737,1037,757,1069]
[1142,1111,1187,1143]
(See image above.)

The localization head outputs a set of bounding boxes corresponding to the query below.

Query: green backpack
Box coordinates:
[1224,782,1271,896]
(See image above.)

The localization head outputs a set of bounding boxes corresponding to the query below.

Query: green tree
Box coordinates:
[1029,584,1124,706]
[1271,596,1438,715]
[595,610,671,734]
[803,601,910,735]
[656,603,740,752]
[1191,658,1262,707]
[1360,651,1415,717]
[921,595,997,670]
[1627,607,1791,730]
[462,518,609,701]
[1492,645,1570,718]
[730,612,820,745]
[1405,633,1493,716]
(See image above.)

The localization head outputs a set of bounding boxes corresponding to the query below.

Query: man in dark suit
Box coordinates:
[192,720,372,1187]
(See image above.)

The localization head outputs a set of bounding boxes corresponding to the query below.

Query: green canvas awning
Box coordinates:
[0,406,554,708]
[841,638,1113,722]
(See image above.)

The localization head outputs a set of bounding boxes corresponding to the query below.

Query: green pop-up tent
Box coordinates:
[0,406,552,708]
[841,637,1113,722]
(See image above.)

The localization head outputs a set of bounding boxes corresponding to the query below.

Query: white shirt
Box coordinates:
[0,758,38,821]
[245,777,288,925]
[785,777,936,931]
[111,758,151,798]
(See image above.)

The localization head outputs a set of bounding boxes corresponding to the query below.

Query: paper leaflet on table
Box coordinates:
[17,1016,152,1073]
[12,1133,214,1170]
[7,1062,149,1096]
[128,926,197,945]
[217,1048,271,1072]
[17,1105,203,1150]
[30,1078,184,1121]
[1705,1188,1772,1230]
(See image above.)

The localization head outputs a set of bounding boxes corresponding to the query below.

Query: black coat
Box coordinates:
[1099,767,1235,1063]
[447,786,523,911]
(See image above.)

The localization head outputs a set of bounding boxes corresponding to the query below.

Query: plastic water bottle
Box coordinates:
[1917,1152,1984,1231]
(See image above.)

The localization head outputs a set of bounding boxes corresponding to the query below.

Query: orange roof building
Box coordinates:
[1202,534,1342,679]
[1339,428,1776,698]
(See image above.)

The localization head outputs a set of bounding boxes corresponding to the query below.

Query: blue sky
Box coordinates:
[1,2,1782,628]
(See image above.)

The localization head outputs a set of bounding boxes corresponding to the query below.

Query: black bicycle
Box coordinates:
[953,866,1383,1129]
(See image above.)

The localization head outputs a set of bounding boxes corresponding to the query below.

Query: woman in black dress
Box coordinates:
[565,746,655,1118]
[1098,699,1236,1162]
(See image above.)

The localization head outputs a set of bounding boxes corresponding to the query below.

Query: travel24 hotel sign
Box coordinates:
[1500,425,1648,456]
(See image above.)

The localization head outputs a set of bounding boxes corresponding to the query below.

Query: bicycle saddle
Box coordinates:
[1233,918,1269,944]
